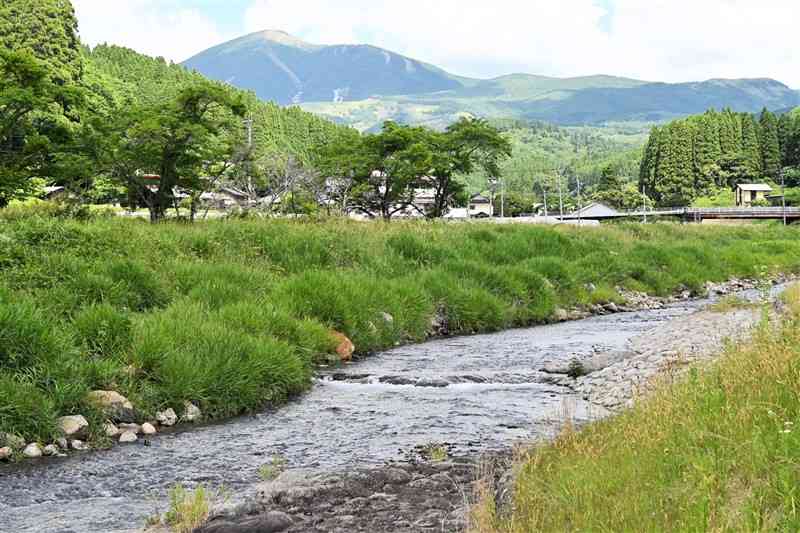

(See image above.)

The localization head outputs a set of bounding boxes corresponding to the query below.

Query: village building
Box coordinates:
[41,186,68,202]
[735,183,773,207]
[565,202,620,220]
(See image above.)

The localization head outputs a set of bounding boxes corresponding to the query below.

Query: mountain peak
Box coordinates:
[252,29,321,51]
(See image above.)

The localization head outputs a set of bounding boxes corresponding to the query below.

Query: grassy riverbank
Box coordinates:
[472,285,800,532]
[2,213,800,446]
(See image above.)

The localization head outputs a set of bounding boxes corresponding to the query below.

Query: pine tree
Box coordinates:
[759,108,781,179]
[778,113,793,166]
[654,121,696,206]
[740,114,762,176]
[639,126,661,195]
[693,112,721,192]
[718,109,741,156]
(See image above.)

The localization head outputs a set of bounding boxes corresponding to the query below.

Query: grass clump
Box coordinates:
[156,484,226,533]
[1,216,799,444]
[258,454,288,481]
[476,285,800,533]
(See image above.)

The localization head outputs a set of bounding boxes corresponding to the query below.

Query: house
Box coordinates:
[41,186,68,202]
[468,194,494,218]
[565,202,620,220]
[736,183,773,207]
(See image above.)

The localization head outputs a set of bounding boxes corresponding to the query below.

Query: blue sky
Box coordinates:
[72,1,800,87]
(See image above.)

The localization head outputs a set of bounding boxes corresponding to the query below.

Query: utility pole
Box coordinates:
[642,183,647,224]
[577,177,583,227]
[541,180,548,218]
[781,168,787,227]
[500,178,505,219]
[557,174,564,220]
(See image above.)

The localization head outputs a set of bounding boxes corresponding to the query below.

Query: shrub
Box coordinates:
[0,298,74,370]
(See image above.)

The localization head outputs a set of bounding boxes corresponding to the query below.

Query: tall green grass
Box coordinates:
[1,214,799,443]
[473,285,800,533]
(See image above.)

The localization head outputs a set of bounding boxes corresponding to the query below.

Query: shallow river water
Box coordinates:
[0,298,712,532]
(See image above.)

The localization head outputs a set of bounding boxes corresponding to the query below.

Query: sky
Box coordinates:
[72,0,800,87]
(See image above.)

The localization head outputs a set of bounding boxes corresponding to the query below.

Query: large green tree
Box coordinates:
[0,0,82,84]
[0,50,82,206]
[425,118,511,218]
[759,108,781,179]
[108,82,246,221]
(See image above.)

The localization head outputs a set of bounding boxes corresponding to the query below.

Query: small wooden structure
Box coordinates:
[736,184,773,207]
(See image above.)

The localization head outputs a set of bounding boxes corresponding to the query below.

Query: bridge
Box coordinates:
[561,207,800,223]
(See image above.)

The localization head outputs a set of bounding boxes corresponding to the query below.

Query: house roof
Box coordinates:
[470,194,492,203]
[737,183,773,192]
[43,186,65,194]
[572,202,619,216]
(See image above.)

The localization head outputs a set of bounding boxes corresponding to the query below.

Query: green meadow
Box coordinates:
[2,209,800,445]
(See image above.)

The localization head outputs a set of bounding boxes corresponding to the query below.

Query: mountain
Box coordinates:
[184,30,800,130]
[183,30,461,104]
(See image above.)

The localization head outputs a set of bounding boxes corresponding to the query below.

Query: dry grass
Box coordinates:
[474,285,800,532]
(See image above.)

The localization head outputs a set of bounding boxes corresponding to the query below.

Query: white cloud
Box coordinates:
[73,0,231,63]
[72,1,800,86]
[242,0,800,86]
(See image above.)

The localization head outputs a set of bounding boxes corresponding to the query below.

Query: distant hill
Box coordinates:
[184,30,800,130]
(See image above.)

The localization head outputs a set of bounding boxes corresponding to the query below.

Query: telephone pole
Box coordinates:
[781,168,787,227]
[243,116,253,148]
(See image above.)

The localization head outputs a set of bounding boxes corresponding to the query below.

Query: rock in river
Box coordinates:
[331,331,355,362]
[196,511,293,533]
[0,446,11,461]
[119,431,138,444]
[141,423,157,435]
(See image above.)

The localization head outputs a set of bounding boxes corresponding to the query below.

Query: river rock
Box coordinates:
[381,312,394,324]
[118,423,142,435]
[141,422,157,435]
[197,511,293,533]
[70,440,88,450]
[2,433,26,450]
[57,415,89,439]
[331,331,355,362]
[119,431,137,444]
[43,444,59,456]
[86,390,135,423]
[0,447,11,461]
[103,422,120,438]
[22,443,43,458]
[553,308,569,322]
[183,402,202,422]
[383,467,412,485]
[56,437,69,449]
[156,408,178,427]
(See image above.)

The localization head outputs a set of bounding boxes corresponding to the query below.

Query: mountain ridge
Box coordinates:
[183,30,800,129]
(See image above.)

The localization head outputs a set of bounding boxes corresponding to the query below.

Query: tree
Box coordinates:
[0,0,82,84]
[0,50,82,206]
[693,111,721,192]
[425,118,511,218]
[108,82,246,221]
[319,121,432,220]
[759,108,781,179]
[740,114,762,176]
[652,121,696,206]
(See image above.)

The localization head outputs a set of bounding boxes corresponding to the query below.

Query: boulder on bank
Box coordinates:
[183,401,202,423]
[156,408,178,427]
[141,422,157,435]
[86,390,136,423]
[103,422,120,438]
[2,433,26,450]
[0,446,11,461]
[58,415,89,439]
[330,331,355,362]
[197,511,293,533]
[23,443,42,458]
[43,444,59,456]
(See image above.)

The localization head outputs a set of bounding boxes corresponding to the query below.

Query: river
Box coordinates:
[0,297,714,532]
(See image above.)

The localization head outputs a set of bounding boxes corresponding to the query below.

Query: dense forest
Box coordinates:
[639,107,800,206]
